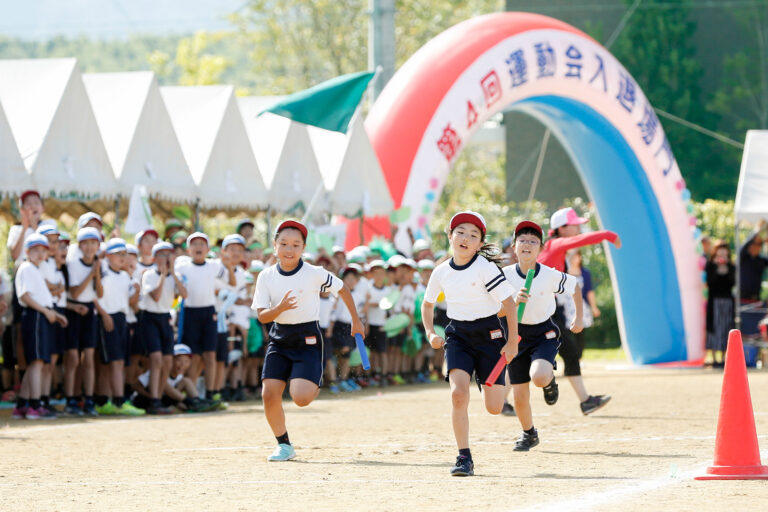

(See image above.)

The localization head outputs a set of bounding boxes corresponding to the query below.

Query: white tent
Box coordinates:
[735,130,768,224]
[0,99,33,196]
[161,85,268,210]
[83,71,196,202]
[0,58,116,198]
[238,96,327,214]
[308,113,393,217]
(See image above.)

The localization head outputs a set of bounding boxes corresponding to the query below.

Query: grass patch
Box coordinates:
[582,346,626,361]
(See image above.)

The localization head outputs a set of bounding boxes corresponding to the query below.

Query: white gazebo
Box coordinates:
[0,58,116,198]
[238,96,327,215]
[161,85,268,210]
[83,71,196,202]
[0,99,33,196]
[308,113,393,217]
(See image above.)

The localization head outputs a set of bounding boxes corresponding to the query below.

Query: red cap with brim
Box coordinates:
[515,221,544,239]
[275,219,308,239]
[449,211,486,235]
[20,190,41,204]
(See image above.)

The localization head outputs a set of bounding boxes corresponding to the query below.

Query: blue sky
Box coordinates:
[0,0,246,40]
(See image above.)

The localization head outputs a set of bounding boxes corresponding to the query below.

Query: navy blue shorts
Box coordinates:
[51,306,67,356]
[507,318,561,385]
[444,314,508,386]
[125,321,140,362]
[332,321,354,353]
[216,332,229,363]
[181,306,217,355]
[20,308,53,364]
[140,311,174,356]
[366,325,388,353]
[99,312,127,364]
[65,301,98,351]
[263,321,324,386]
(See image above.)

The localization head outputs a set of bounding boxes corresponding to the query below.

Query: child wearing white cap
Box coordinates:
[138,241,187,414]
[12,234,68,420]
[175,232,236,401]
[244,260,267,396]
[92,239,144,416]
[363,260,391,385]
[62,227,105,416]
[216,234,251,402]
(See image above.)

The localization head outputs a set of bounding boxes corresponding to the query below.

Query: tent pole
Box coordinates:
[113,197,121,233]
[301,183,325,225]
[194,200,201,232]
[358,210,364,245]
[266,206,273,241]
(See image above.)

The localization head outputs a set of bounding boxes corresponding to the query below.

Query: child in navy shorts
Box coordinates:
[12,234,68,419]
[421,211,518,477]
[502,221,583,451]
[253,220,364,462]
[64,227,104,416]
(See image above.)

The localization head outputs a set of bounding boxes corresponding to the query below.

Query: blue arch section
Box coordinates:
[512,95,686,364]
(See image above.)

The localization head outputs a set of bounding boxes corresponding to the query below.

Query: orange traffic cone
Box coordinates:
[696,329,768,480]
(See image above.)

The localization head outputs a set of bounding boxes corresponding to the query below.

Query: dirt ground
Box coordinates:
[2,362,768,511]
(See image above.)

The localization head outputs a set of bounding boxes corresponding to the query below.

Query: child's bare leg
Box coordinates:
[262,378,287,436]
[110,360,124,398]
[81,348,95,396]
[512,383,533,430]
[482,383,507,415]
[530,359,554,388]
[567,375,589,402]
[448,369,471,450]
[64,349,78,397]
[289,378,319,407]
[148,351,163,398]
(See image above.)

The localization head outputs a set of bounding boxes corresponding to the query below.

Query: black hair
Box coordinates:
[515,227,543,243]
[447,226,504,268]
[273,226,307,243]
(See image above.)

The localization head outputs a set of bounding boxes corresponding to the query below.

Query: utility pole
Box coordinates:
[369,0,395,100]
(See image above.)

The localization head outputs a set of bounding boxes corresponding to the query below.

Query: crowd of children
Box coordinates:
[0,190,457,421]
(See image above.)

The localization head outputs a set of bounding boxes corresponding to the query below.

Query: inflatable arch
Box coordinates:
[362,12,704,364]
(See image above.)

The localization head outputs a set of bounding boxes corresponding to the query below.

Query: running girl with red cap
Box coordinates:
[421,211,518,477]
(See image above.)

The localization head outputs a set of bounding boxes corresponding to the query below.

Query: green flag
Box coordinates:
[259,71,375,133]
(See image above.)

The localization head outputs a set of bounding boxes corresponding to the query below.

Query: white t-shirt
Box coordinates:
[331,281,367,324]
[138,370,184,389]
[216,266,248,310]
[66,257,100,303]
[424,254,513,321]
[174,258,230,308]
[126,276,139,323]
[140,269,181,313]
[252,259,343,325]
[366,284,391,327]
[100,266,132,315]
[502,263,578,325]
[15,261,54,308]
[7,225,36,267]
[556,274,592,328]
[318,294,334,329]
[43,259,67,309]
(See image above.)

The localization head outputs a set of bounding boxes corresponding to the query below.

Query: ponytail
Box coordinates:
[478,241,504,268]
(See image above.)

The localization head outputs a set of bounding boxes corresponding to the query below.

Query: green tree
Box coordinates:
[610,0,732,201]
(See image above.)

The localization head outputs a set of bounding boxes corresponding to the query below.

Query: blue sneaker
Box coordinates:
[339,380,352,392]
[329,384,340,394]
[267,443,296,462]
[347,379,361,391]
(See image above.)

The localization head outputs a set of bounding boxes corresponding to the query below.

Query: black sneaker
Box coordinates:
[580,395,611,416]
[450,455,474,476]
[513,429,539,451]
[542,377,559,405]
[501,402,516,416]
[83,402,99,417]
[232,387,246,402]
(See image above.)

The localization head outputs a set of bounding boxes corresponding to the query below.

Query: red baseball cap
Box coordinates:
[449,211,486,235]
[275,219,308,240]
[514,221,543,239]
[20,190,41,203]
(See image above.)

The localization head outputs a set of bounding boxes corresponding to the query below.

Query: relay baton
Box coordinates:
[354,333,371,371]
[484,268,535,387]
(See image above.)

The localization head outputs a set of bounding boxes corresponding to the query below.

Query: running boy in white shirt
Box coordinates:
[175,232,236,401]
[63,227,104,416]
[253,220,364,462]
[12,234,68,420]
[421,211,518,477]
[502,221,583,451]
